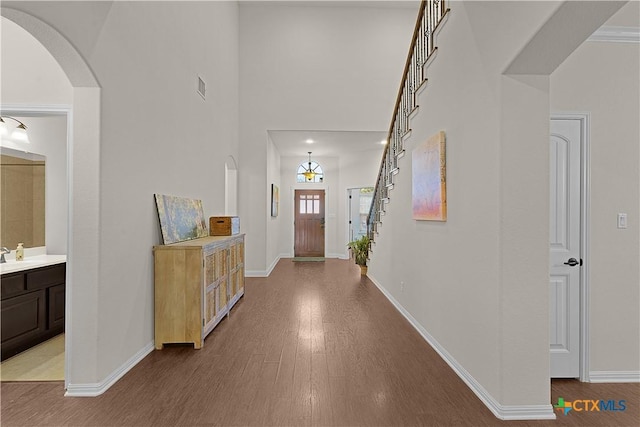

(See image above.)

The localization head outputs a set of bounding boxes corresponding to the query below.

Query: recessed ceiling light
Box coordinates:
[305,139,314,144]
[380,140,388,145]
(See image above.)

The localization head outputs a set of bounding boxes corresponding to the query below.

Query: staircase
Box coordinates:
[367,0,449,244]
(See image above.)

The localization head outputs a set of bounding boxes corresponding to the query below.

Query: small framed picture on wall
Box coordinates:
[271,184,279,217]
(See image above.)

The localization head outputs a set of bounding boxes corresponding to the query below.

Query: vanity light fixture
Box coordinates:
[0,116,30,143]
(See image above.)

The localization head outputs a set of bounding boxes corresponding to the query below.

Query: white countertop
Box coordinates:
[0,254,67,275]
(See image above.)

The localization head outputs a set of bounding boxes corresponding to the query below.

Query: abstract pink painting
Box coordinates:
[412,131,447,221]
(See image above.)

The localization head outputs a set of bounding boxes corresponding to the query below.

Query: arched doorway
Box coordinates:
[1,7,101,392]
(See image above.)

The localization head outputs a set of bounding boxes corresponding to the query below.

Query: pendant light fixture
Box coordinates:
[302,151,316,181]
[0,116,30,143]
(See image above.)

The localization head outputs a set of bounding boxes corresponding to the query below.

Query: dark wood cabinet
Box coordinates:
[1,263,65,361]
[1,274,25,299]
[48,284,66,331]
[1,290,47,349]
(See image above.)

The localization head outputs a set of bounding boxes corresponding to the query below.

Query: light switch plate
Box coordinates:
[617,213,627,229]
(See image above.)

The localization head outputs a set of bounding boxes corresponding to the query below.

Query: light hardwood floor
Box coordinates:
[1,259,638,426]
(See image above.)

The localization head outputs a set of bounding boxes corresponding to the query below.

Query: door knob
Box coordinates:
[564,258,581,267]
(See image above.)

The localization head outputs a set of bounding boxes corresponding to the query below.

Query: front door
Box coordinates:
[294,190,325,257]
[549,118,582,378]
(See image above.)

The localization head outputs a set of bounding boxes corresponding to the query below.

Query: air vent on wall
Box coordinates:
[197,75,206,100]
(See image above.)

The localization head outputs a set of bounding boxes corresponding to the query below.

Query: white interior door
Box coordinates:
[549,118,582,378]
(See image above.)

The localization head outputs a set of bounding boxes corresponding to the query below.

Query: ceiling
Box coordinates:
[268,130,387,157]
[603,1,639,27]
[239,1,420,10]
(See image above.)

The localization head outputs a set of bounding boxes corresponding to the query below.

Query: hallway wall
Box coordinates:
[4,0,634,405]
[367,0,630,417]
[370,1,558,409]
[550,11,640,376]
[239,2,418,273]
[2,1,240,387]
[267,135,282,270]
[278,155,339,258]
[273,147,384,261]
[337,148,384,257]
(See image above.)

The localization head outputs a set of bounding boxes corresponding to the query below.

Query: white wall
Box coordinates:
[91,0,240,382]
[550,16,640,374]
[278,155,339,258]
[5,0,634,409]
[31,116,67,255]
[338,148,384,257]
[266,135,282,273]
[368,0,628,417]
[239,2,418,273]
[368,1,505,402]
[273,145,384,264]
[3,1,240,387]
[273,147,383,262]
[0,17,73,105]
[1,17,71,255]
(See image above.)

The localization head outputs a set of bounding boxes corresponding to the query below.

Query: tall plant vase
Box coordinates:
[347,235,370,276]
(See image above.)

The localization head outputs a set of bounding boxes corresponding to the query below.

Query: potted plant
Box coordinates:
[347,235,370,275]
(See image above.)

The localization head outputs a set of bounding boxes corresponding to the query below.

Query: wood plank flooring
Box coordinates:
[1,259,638,426]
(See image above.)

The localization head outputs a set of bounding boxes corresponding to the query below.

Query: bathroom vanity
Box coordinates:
[0,256,66,361]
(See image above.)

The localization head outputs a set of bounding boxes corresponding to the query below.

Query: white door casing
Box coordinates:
[348,189,362,242]
[549,118,582,378]
[348,188,374,244]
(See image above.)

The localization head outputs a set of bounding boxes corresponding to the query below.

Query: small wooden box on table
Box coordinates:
[209,216,240,236]
[153,234,245,350]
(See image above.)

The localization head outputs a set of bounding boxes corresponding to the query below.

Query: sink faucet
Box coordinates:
[0,247,10,263]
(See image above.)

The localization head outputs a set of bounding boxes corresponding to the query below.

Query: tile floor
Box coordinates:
[1,334,64,382]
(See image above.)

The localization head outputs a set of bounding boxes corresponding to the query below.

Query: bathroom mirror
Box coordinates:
[0,146,46,249]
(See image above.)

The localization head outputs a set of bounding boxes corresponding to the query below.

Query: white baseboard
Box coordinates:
[497,405,556,420]
[65,341,154,397]
[246,253,289,278]
[367,274,556,421]
[245,270,266,277]
[327,252,347,259]
[589,371,640,383]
